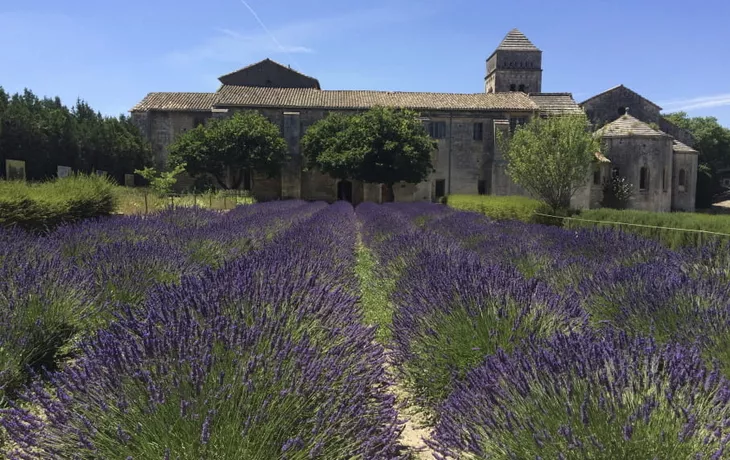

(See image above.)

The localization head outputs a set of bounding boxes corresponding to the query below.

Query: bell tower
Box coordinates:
[485,29,542,94]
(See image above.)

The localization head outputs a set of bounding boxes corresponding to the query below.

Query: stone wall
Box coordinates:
[582,87,662,129]
[671,152,698,211]
[602,136,674,212]
[485,50,542,93]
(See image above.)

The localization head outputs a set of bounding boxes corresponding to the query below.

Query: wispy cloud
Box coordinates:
[659,93,730,112]
[165,6,419,68]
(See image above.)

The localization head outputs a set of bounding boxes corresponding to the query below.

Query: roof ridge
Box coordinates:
[496,29,539,51]
[218,86,534,98]
[580,84,662,110]
[217,58,318,83]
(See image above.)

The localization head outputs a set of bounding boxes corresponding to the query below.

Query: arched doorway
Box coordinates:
[337,180,353,202]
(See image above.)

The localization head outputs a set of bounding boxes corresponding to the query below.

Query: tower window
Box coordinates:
[473,122,483,141]
[639,166,649,190]
[518,84,525,92]
[510,84,517,92]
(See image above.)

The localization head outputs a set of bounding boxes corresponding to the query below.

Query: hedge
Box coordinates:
[447,195,548,223]
[0,175,117,232]
[563,208,730,248]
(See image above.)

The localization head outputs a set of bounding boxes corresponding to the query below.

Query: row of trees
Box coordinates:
[167,108,436,201]
[0,87,152,182]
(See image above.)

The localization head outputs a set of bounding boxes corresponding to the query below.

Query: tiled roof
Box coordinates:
[496,29,539,51]
[131,92,216,112]
[673,139,698,153]
[529,93,583,115]
[596,114,668,137]
[580,84,663,110]
[217,58,320,88]
[214,86,539,111]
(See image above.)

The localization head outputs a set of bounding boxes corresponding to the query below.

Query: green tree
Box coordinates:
[135,163,187,195]
[663,111,730,207]
[167,111,288,190]
[501,114,599,211]
[302,106,436,202]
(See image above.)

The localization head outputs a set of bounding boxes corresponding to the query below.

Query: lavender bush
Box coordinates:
[1,202,404,459]
[431,331,730,459]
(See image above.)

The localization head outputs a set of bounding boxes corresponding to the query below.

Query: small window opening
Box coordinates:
[509,84,517,92]
[618,107,627,116]
[593,168,601,185]
[473,122,483,141]
[612,167,620,178]
[478,180,486,195]
[678,169,687,192]
[639,166,649,190]
[518,84,525,92]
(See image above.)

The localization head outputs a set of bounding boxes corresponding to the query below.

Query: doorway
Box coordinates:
[337,180,353,202]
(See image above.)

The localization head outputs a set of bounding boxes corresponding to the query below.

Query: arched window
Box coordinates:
[678,169,687,192]
[618,107,627,116]
[518,84,525,92]
[639,166,649,190]
[509,84,517,92]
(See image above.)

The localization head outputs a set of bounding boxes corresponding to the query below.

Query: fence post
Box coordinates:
[144,192,148,215]
[170,195,174,209]
[224,194,227,209]
[210,193,213,208]
[193,193,196,207]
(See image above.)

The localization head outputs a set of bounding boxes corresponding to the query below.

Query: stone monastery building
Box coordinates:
[131,29,698,211]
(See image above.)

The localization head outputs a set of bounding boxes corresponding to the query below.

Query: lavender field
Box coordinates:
[2,201,730,459]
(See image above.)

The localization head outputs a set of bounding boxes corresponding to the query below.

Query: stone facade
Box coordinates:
[129,29,699,211]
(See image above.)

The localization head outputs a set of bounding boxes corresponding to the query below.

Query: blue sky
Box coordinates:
[2,0,729,126]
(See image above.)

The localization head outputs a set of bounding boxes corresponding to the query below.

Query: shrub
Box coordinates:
[600,175,634,209]
[563,208,730,248]
[431,331,730,459]
[0,174,117,232]
[447,194,543,223]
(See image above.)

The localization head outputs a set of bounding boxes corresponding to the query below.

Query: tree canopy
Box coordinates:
[502,113,599,211]
[301,106,436,202]
[663,111,730,207]
[168,111,289,190]
[0,87,152,182]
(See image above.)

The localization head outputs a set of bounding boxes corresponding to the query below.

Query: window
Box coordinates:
[593,168,601,185]
[509,117,527,133]
[509,84,517,92]
[617,107,627,116]
[428,121,446,139]
[678,169,687,192]
[612,167,620,178]
[639,166,649,190]
[473,122,484,141]
[435,179,446,198]
[518,84,525,92]
[193,116,206,128]
[478,180,486,195]
[662,168,667,192]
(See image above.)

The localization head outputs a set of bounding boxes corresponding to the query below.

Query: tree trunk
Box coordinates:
[382,183,395,203]
[213,174,229,190]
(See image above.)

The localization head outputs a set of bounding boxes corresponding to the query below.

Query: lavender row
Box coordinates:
[358,203,730,458]
[2,202,404,458]
[0,201,324,405]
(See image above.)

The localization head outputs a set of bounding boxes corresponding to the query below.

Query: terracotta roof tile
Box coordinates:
[131,92,216,112]
[529,93,583,115]
[214,86,539,111]
[596,114,668,137]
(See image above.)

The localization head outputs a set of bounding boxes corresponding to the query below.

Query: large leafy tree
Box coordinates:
[302,106,436,202]
[168,111,289,190]
[663,111,730,207]
[501,113,599,211]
